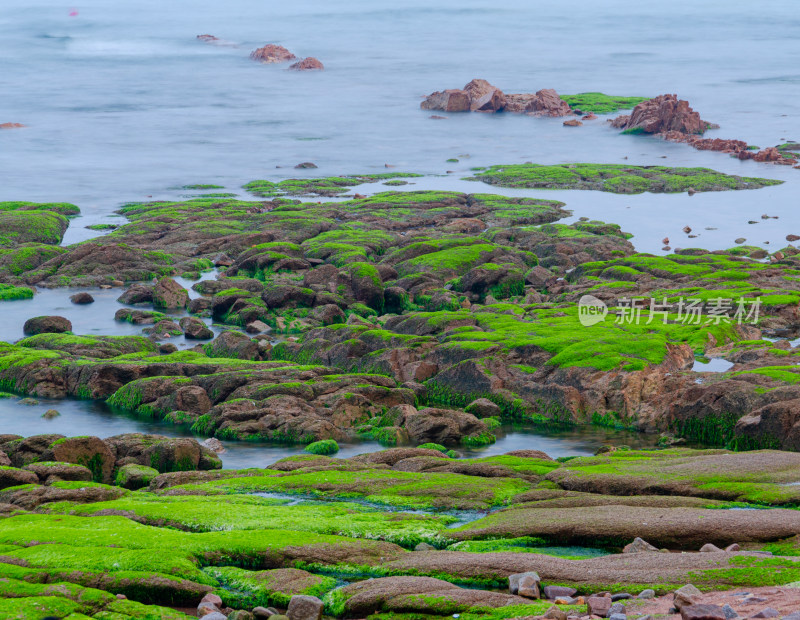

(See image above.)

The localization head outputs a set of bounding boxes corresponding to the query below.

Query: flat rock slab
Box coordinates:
[336,575,533,615]
[632,586,800,619]
[451,504,800,548]
[383,550,800,589]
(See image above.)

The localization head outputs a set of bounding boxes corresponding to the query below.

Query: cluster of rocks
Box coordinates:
[196,592,323,620]
[611,94,799,166]
[249,43,323,70]
[421,78,573,116]
[0,433,220,490]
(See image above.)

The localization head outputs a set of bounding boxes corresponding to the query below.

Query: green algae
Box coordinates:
[0,283,34,301]
[204,566,336,609]
[469,163,784,193]
[559,93,650,114]
[304,439,340,455]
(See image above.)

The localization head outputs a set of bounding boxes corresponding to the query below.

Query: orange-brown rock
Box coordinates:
[289,57,324,71]
[563,119,583,127]
[463,78,506,112]
[612,94,708,135]
[0,123,26,129]
[420,89,471,112]
[250,44,296,63]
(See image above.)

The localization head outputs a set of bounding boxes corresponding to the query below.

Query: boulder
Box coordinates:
[587,596,612,617]
[623,537,660,553]
[543,585,577,600]
[286,594,323,620]
[699,543,722,553]
[117,284,154,304]
[115,463,159,490]
[180,317,214,339]
[153,278,189,309]
[420,89,471,113]
[674,584,703,611]
[250,44,296,63]
[311,304,345,325]
[289,57,324,70]
[463,78,505,112]
[464,398,501,418]
[23,315,72,335]
[0,466,38,490]
[611,94,707,135]
[205,331,259,360]
[402,407,489,446]
[69,292,94,304]
[23,462,93,484]
[50,436,115,483]
[508,571,540,599]
[680,604,727,620]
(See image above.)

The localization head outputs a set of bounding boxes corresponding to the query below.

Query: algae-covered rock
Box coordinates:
[22,315,72,336]
[114,463,159,490]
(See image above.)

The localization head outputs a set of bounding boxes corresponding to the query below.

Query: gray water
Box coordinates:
[1,0,797,463]
[1,0,798,253]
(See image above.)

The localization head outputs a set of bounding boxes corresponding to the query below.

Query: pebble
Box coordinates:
[721,604,739,619]
[750,609,779,618]
[612,593,633,601]
[637,590,655,600]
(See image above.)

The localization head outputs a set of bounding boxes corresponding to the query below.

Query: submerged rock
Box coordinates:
[289,57,324,70]
[250,44,296,63]
[22,315,72,335]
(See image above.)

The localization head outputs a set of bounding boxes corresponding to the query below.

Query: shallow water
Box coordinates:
[1,0,797,464]
[692,357,735,373]
[1,0,799,252]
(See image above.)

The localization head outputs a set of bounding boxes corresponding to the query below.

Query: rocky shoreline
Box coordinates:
[2,167,800,618]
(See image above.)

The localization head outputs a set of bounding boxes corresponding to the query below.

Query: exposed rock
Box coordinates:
[180,317,214,339]
[563,119,583,127]
[623,537,659,553]
[289,57,324,71]
[23,462,93,484]
[544,585,577,600]
[286,594,323,620]
[699,543,722,553]
[0,122,26,129]
[117,284,154,304]
[420,89,471,112]
[0,466,39,490]
[509,571,540,599]
[611,94,708,135]
[250,44,296,63]
[680,604,726,620]
[153,277,189,309]
[674,584,703,611]
[69,292,95,304]
[463,78,506,112]
[23,315,72,335]
[587,596,612,617]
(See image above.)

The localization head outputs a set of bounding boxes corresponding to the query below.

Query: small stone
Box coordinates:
[611,593,632,601]
[116,594,127,599]
[555,597,578,605]
[720,604,738,619]
[42,409,60,419]
[787,234,800,242]
[545,607,568,620]
[687,187,696,195]
[19,398,39,406]
[229,611,255,620]
[680,605,725,620]
[252,608,275,619]
[246,320,269,334]
[563,119,583,127]
[609,602,626,615]
[198,600,221,616]
[587,596,612,617]
[674,584,702,611]
[202,438,226,453]
[509,571,540,598]
[699,543,722,553]
[414,542,435,551]
[609,614,627,620]
[294,162,318,169]
[545,586,578,600]
[637,589,655,599]
[724,543,740,552]
[750,609,778,619]
[70,292,95,304]
[199,613,226,620]
[683,226,692,233]
[622,537,659,553]
[202,593,223,607]
[159,343,178,354]
[286,594,323,620]
[734,237,746,244]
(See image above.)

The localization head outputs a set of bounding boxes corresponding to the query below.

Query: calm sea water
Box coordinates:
[1,0,798,251]
[1,1,798,460]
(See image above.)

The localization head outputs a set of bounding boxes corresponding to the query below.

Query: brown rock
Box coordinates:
[587,596,612,617]
[22,315,72,336]
[69,292,94,304]
[289,57,324,71]
[250,44,296,63]
[786,234,800,242]
[622,537,659,553]
[611,94,708,135]
[699,543,722,553]
[563,119,583,127]
[51,436,115,483]
[286,594,323,620]
[153,278,189,309]
[294,162,317,169]
[420,89,471,112]
[463,78,505,112]
[674,584,702,611]
[179,317,214,340]
[679,604,726,620]
[0,123,26,129]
